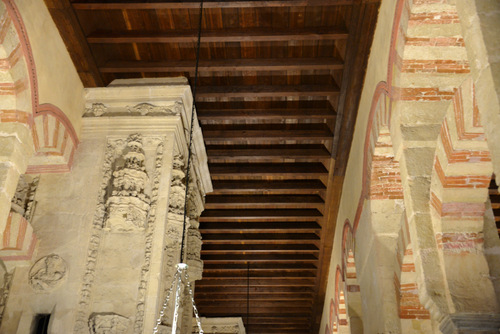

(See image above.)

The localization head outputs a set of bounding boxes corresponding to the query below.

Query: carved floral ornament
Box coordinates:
[28,254,67,292]
[84,102,182,117]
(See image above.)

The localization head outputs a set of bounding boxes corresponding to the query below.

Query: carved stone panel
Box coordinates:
[192,317,246,334]
[10,175,39,222]
[89,313,129,334]
[28,254,67,292]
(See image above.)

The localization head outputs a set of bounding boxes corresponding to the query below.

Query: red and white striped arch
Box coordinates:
[0,0,79,174]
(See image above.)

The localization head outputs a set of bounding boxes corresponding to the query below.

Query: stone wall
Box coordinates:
[320,0,500,333]
[0,79,211,334]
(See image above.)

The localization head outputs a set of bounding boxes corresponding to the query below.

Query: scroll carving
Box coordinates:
[89,313,129,334]
[127,103,178,116]
[159,153,187,327]
[133,141,164,333]
[28,254,67,292]
[105,134,150,232]
[84,102,181,117]
[0,272,12,324]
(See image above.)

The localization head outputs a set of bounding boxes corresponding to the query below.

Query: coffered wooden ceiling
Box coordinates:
[45,0,380,332]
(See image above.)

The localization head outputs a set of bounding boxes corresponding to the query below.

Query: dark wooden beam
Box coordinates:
[87,27,348,44]
[203,124,333,142]
[201,243,319,253]
[195,285,315,293]
[197,307,311,316]
[196,84,339,98]
[201,270,316,278]
[72,1,360,10]
[198,108,336,121]
[196,301,313,308]
[202,253,318,263]
[197,100,332,110]
[211,180,326,195]
[100,58,344,73]
[208,162,329,178]
[44,0,103,87]
[200,208,323,222]
[203,263,318,270]
[206,145,331,161]
[202,233,320,244]
[204,194,324,210]
[200,221,321,233]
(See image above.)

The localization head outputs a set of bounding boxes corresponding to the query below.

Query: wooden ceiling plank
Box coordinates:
[200,208,323,222]
[201,270,316,277]
[205,194,324,204]
[206,145,331,160]
[198,108,336,121]
[100,57,344,72]
[203,263,318,270]
[211,180,326,193]
[195,285,315,293]
[200,220,321,229]
[73,1,360,10]
[86,27,348,43]
[196,84,339,97]
[196,278,316,286]
[208,162,328,175]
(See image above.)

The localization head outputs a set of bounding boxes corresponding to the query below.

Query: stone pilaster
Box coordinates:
[73,78,211,334]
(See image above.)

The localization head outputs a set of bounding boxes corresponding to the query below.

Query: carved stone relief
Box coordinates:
[10,174,39,222]
[105,134,151,232]
[74,135,165,334]
[28,254,67,292]
[84,103,108,117]
[192,317,246,334]
[89,313,129,334]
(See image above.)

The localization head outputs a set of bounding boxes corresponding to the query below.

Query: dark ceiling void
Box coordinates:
[46,0,380,332]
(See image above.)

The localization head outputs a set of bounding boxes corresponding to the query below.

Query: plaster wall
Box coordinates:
[15,0,85,135]
[319,0,395,332]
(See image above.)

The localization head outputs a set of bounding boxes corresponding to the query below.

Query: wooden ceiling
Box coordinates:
[45,0,380,332]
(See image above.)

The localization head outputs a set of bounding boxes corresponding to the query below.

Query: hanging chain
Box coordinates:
[171,264,185,334]
[153,264,204,333]
[153,269,179,334]
[184,268,204,334]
